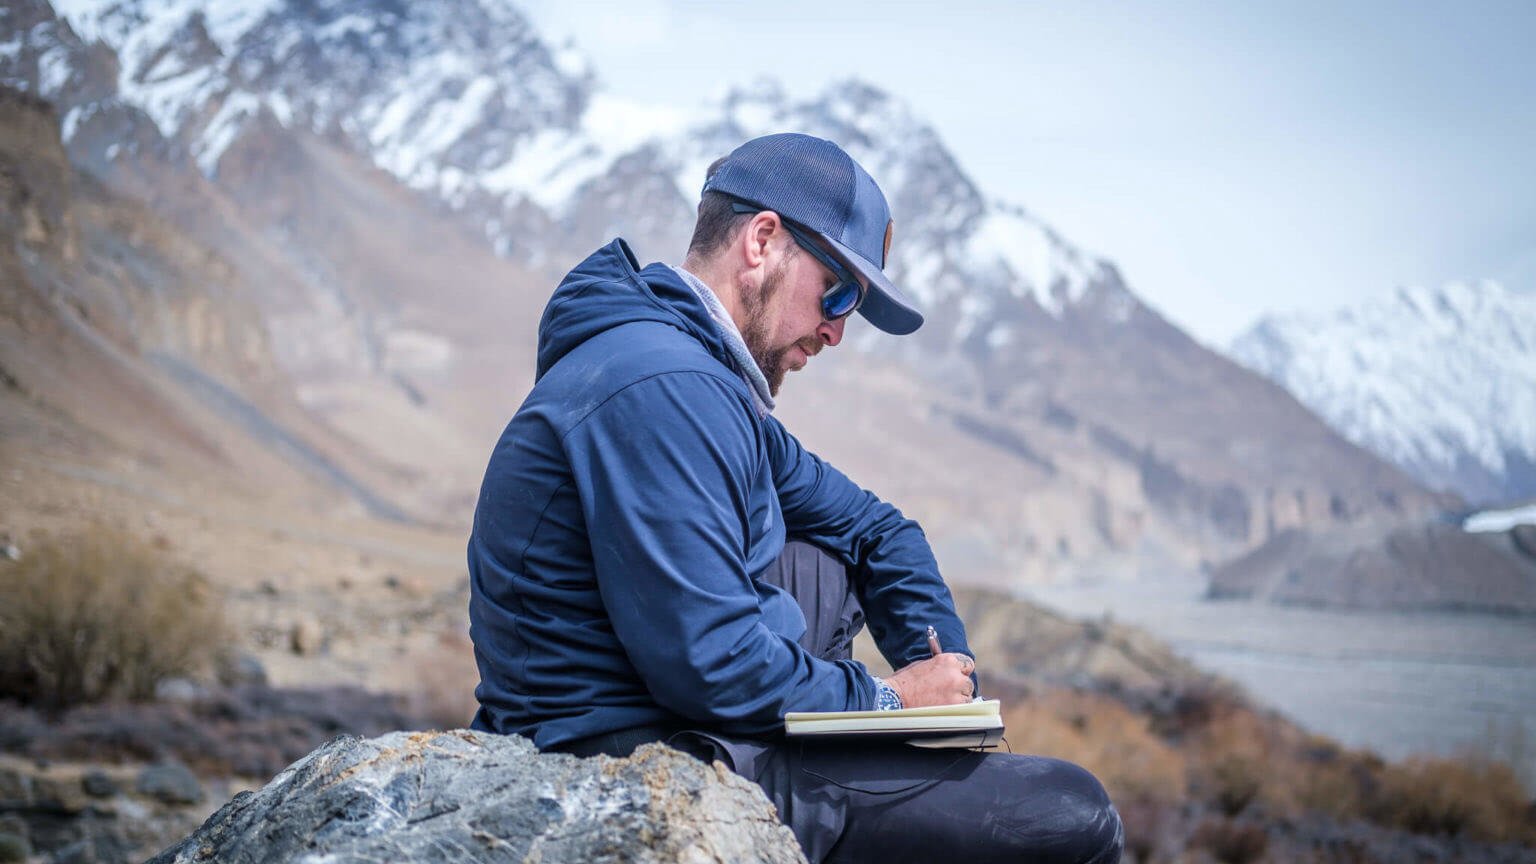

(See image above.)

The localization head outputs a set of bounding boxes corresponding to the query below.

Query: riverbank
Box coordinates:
[1025,573,1536,789]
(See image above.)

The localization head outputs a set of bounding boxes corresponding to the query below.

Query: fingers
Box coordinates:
[946,653,976,701]
[943,652,975,675]
[888,653,979,707]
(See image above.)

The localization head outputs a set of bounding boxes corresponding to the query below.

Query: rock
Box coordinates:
[137,763,203,806]
[0,766,29,803]
[154,677,202,702]
[0,832,30,863]
[81,770,117,798]
[30,772,90,814]
[289,617,323,656]
[148,730,805,864]
[216,652,268,687]
[1,544,18,562]
[52,833,135,864]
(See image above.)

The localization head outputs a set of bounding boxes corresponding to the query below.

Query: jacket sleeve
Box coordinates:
[563,372,876,733]
[764,415,975,673]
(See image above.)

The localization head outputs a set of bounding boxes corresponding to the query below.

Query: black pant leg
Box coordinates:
[758,539,866,661]
[760,740,1121,864]
[823,749,1122,863]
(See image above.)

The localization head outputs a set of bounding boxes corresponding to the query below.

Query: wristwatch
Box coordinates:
[872,676,904,711]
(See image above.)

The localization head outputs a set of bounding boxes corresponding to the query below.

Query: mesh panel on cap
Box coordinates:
[709,135,855,234]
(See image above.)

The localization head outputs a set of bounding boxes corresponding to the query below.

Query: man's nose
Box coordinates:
[818,315,846,348]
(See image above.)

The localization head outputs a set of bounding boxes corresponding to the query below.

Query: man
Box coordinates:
[468,133,1122,863]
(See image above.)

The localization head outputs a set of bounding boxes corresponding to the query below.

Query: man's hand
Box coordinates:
[886,652,975,708]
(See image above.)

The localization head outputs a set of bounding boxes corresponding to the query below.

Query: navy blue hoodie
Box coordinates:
[467,239,971,749]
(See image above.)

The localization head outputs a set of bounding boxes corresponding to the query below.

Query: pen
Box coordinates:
[926,624,942,657]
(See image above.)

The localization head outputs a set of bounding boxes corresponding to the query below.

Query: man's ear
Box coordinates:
[739,211,783,270]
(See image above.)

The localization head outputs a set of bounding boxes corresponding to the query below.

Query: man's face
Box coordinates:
[740,236,853,396]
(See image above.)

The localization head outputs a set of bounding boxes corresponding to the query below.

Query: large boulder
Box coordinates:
[147,730,805,863]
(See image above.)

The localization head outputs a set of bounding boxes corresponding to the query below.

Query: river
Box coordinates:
[1024,573,1536,788]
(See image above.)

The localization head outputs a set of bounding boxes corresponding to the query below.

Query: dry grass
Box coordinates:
[1189,710,1534,845]
[1004,687,1189,806]
[1189,703,1291,817]
[1007,679,1535,853]
[0,527,228,710]
[1369,756,1535,844]
[1188,815,1268,864]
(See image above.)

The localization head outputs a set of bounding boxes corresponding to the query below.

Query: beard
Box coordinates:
[740,261,793,396]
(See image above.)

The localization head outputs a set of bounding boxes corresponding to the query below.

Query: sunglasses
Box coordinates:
[730,202,867,322]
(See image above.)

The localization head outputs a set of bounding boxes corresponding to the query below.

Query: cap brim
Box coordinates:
[822,235,924,336]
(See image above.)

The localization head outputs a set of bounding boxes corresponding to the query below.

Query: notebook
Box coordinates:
[784,699,1004,748]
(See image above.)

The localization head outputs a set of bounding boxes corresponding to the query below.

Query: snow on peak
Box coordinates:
[963,203,1098,314]
[52,0,278,53]
[1230,280,1536,502]
[37,0,589,182]
[479,92,686,211]
[10,0,1140,348]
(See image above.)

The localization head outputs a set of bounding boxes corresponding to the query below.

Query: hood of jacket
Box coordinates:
[535,239,728,381]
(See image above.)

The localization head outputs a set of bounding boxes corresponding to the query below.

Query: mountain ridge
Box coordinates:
[1231,280,1536,505]
[1,0,1451,585]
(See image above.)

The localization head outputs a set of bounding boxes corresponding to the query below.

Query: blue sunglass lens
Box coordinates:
[823,282,862,319]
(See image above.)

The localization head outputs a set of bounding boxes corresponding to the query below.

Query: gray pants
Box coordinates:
[560,541,1124,864]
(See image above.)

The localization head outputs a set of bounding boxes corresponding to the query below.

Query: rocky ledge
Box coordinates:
[147,730,805,863]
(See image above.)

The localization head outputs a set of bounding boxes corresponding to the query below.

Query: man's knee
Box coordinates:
[1003,756,1123,864]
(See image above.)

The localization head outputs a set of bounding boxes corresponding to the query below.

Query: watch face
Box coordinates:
[874,679,904,711]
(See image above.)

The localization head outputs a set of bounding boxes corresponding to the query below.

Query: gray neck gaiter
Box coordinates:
[671,265,775,417]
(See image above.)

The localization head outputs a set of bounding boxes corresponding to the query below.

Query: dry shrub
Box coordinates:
[1286,737,1377,822]
[0,528,227,710]
[1115,796,1185,864]
[1368,756,1534,844]
[1188,705,1278,817]
[1189,816,1268,864]
[1146,677,1250,742]
[1005,687,1188,805]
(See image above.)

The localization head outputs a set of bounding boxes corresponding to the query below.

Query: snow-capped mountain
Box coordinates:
[5,0,1165,467]
[1231,281,1536,504]
[2,0,1125,346]
[2,0,1449,579]
[6,0,590,176]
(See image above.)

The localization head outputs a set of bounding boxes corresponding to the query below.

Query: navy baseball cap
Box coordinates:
[702,133,924,335]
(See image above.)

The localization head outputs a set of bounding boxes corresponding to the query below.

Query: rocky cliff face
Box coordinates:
[147,731,805,864]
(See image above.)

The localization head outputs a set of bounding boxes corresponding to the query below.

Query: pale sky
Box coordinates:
[518,0,1535,347]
